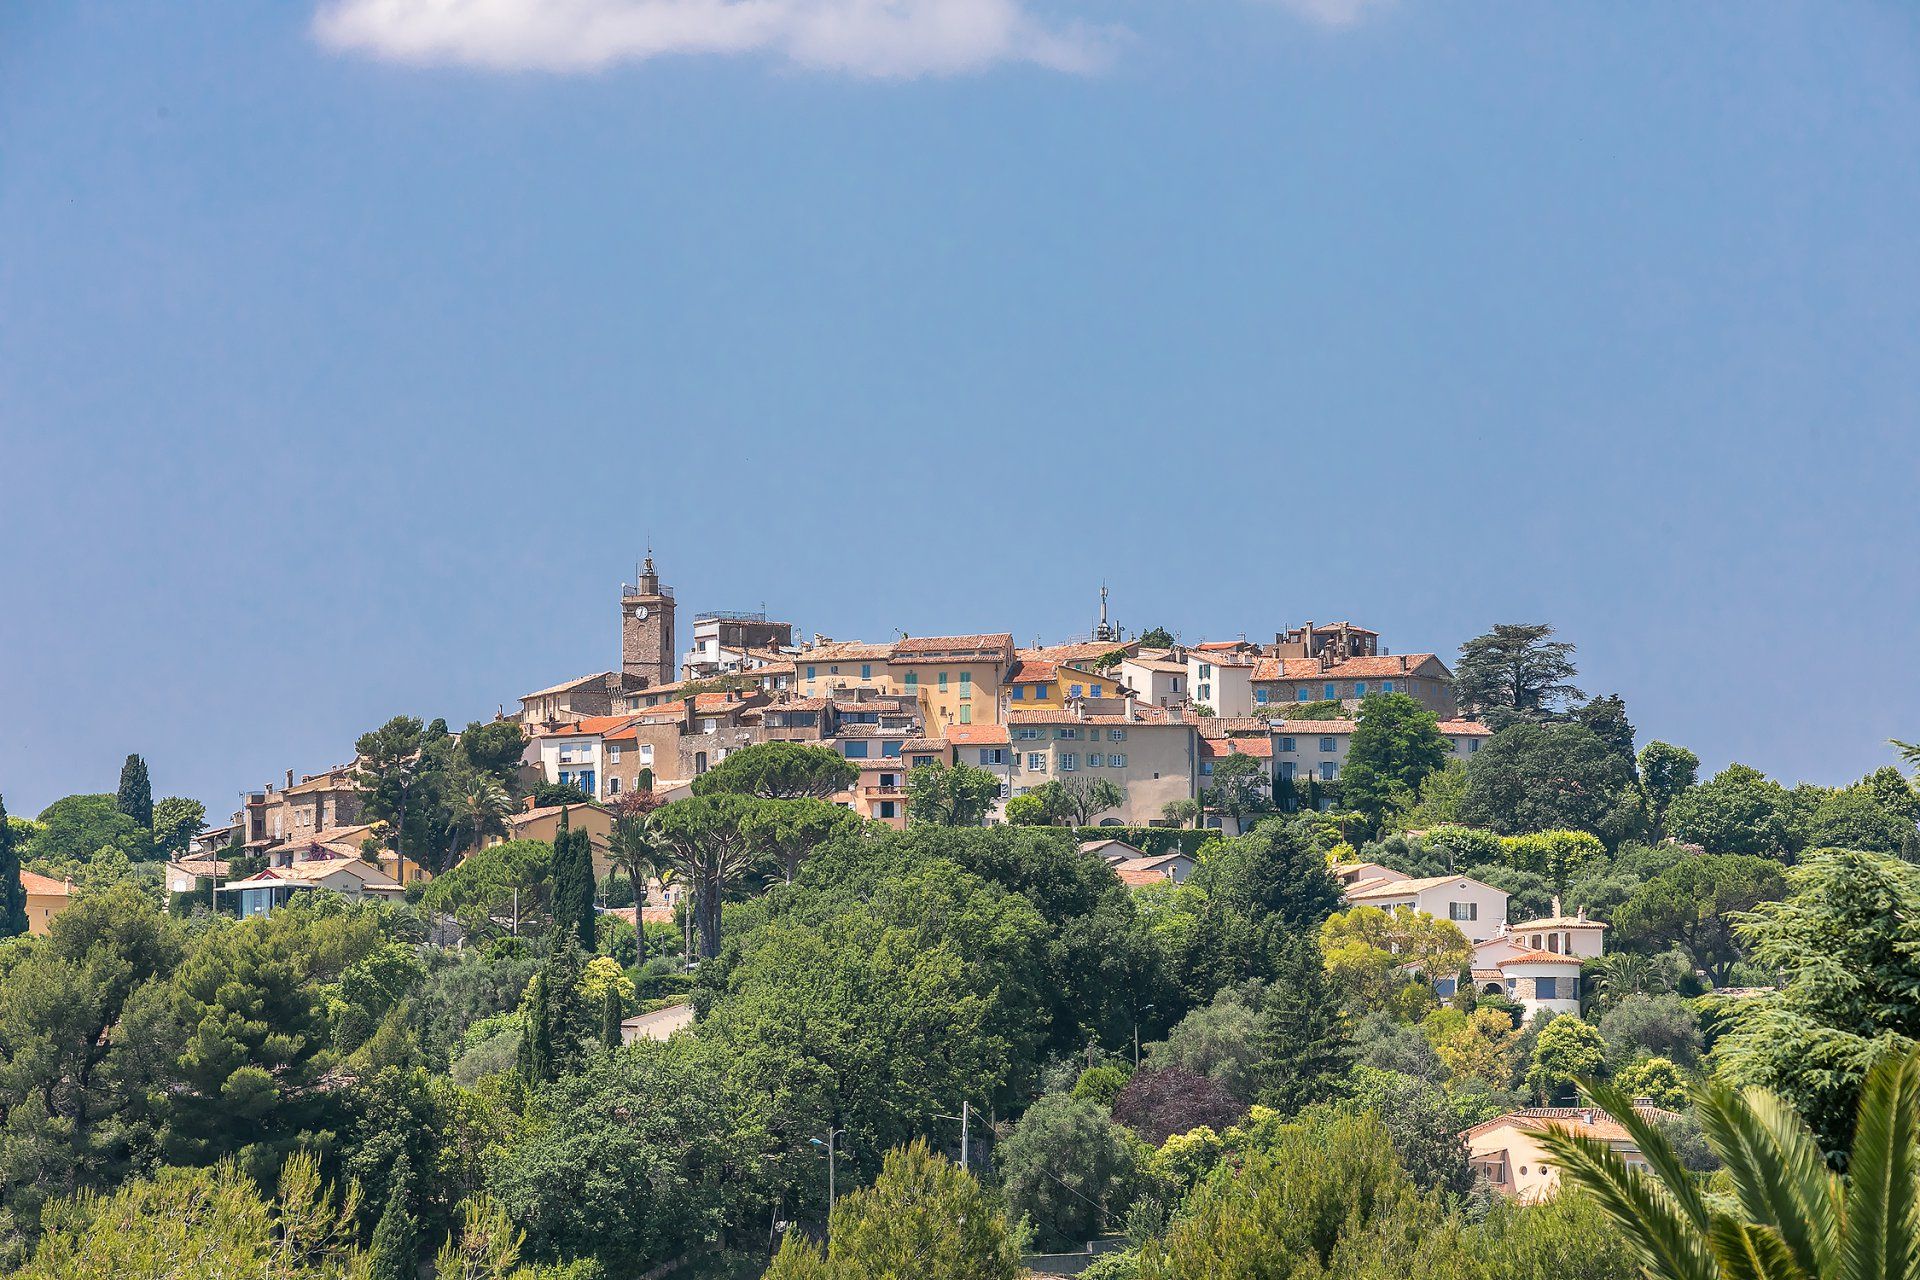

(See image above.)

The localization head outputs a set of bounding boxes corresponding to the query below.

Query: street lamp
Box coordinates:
[810,1128,848,1216]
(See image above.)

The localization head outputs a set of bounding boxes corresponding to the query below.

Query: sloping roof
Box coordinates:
[1080,838,1147,858]
[20,870,71,896]
[1465,1103,1683,1145]
[802,640,894,663]
[167,857,232,878]
[1497,948,1585,968]
[1006,658,1059,684]
[1251,654,1450,683]
[1116,866,1173,887]
[522,671,618,700]
[1346,874,1489,900]
[1193,640,1256,653]
[283,767,359,796]
[509,801,611,825]
[1007,706,1179,725]
[1440,720,1494,737]
[541,715,641,739]
[946,724,1010,745]
[902,737,948,753]
[1125,657,1189,674]
[1200,718,1273,738]
[1510,914,1609,930]
[889,633,1015,663]
[1202,737,1273,759]
[1267,719,1360,735]
[1116,853,1190,872]
[1023,641,1128,664]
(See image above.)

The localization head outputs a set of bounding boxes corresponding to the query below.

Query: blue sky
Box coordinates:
[3,1,1917,818]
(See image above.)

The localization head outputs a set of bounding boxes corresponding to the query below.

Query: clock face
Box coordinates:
[632,605,649,620]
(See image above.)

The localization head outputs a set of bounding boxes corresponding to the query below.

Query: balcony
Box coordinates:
[622,582,676,600]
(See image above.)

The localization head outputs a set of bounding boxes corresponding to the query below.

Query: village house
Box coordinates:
[1005,656,1125,709]
[1187,644,1260,718]
[217,844,406,918]
[890,632,1016,731]
[497,801,616,877]
[680,609,794,681]
[518,670,651,731]
[1264,718,1491,788]
[232,764,365,849]
[1251,650,1458,717]
[165,855,231,898]
[946,722,1015,813]
[1466,1102,1679,1200]
[1117,652,1188,708]
[1007,699,1199,826]
[1340,870,1510,945]
[20,870,72,935]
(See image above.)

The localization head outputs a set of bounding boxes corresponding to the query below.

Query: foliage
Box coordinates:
[150,796,206,859]
[1539,1050,1920,1280]
[1387,759,1470,832]
[1005,792,1053,825]
[1459,724,1640,846]
[1201,752,1269,829]
[1613,1056,1688,1109]
[903,760,1002,827]
[764,1139,1018,1280]
[1454,623,1583,727]
[1803,785,1913,854]
[1610,854,1787,985]
[17,1153,362,1280]
[1075,1064,1131,1107]
[366,1158,421,1280]
[1341,693,1453,829]
[114,754,154,845]
[549,810,596,952]
[27,794,150,864]
[0,794,23,937]
[1057,774,1127,826]
[1321,905,1471,1008]
[1716,848,1920,1158]
[1146,981,1267,1101]
[690,741,858,800]
[1423,1006,1521,1085]
[654,794,762,959]
[1138,627,1175,649]
[1666,764,1798,858]
[1637,742,1699,838]
[997,1094,1140,1248]
[1111,1066,1246,1145]
[422,839,555,938]
[489,1037,750,1272]
[1527,1016,1608,1103]
[1327,1065,1473,1195]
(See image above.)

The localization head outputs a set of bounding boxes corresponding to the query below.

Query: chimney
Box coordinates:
[1551,894,1562,919]
[1400,655,1409,672]
[1125,697,1138,723]
[1577,905,1587,922]
[287,769,294,788]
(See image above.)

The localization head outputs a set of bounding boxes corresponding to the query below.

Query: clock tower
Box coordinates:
[621,554,676,686]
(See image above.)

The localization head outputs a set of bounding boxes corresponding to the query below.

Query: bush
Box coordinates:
[996,1095,1141,1250]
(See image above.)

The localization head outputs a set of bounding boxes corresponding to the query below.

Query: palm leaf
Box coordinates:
[1712,1218,1818,1280]
[1693,1080,1839,1280]
[1536,1123,1719,1280]
[1838,1049,1920,1280]
[1585,1079,1716,1231]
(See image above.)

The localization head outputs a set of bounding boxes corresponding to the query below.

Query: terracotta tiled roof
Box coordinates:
[1497,948,1585,967]
[20,870,71,896]
[802,641,894,663]
[1251,654,1449,683]
[1202,736,1272,759]
[1199,718,1271,737]
[521,671,620,699]
[1346,874,1487,900]
[1464,1103,1682,1145]
[1022,641,1128,664]
[1006,659,1059,684]
[889,633,1015,663]
[902,737,948,752]
[1439,720,1494,736]
[1006,706,1179,725]
[1266,719,1359,735]
[1116,853,1188,872]
[1126,657,1188,674]
[946,724,1011,745]
[1509,914,1609,930]
[1116,866,1173,888]
[1192,640,1255,653]
[283,767,359,796]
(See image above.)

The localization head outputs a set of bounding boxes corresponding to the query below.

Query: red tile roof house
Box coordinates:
[1251,653,1458,717]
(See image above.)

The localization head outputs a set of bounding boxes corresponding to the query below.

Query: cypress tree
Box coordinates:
[116,753,154,830]
[366,1155,419,1280]
[1452,962,1477,1013]
[601,983,623,1053]
[1254,932,1354,1113]
[519,972,550,1086]
[550,809,596,952]
[0,794,25,938]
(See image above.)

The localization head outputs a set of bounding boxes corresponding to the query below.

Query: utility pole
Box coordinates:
[810,1128,847,1217]
[936,1100,973,1173]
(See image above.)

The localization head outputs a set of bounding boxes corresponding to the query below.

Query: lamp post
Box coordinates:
[810,1127,848,1216]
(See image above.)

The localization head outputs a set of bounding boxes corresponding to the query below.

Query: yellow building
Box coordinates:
[798,641,895,698]
[21,870,73,936]
[890,633,1016,731]
[1005,656,1125,710]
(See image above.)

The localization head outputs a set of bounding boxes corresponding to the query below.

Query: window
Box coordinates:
[1013,727,1042,740]
[1279,761,1295,781]
[610,745,622,763]
[1088,752,1104,767]
[1319,762,1336,781]
[1110,753,1127,768]
[882,741,902,757]
[1355,682,1367,697]
[702,718,718,733]
[959,705,972,724]
[806,665,816,680]
[1109,729,1127,742]
[905,671,918,687]
[979,748,1004,765]
[1090,684,1102,698]
[1280,736,1295,752]
[1381,681,1394,693]
[1200,761,1213,776]
[959,671,971,697]
[1323,683,1337,699]
[1449,901,1478,922]
[878,800,897,818]
[1320,736,1336,752]
[1056,728,1079,739]
[1010,685,1025,701]
[609,777,621,795]
[830,665,839,675]
[1037,684,1053,700]
[1199,662,1213,679]
[1434,976,1456,997]
[1297,688,1312,702]
[1069,684,1083,698]
[1255,689,1269,705]
[1060,753,1078,771]
[844,741,869,758]
[640,744,653,764]
[1535,976,1559,1000]
[1026,753,1047,772]
[1198,683,1211,701]
[861,663,872,680]
[1470,739,1480,753]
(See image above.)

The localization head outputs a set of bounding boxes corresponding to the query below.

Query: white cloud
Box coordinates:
[1261,0,1389,27]
[311,0,1117,78]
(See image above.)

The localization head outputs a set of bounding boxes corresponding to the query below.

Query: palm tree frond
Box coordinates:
[1584,1079,1716,1231]
[1536,1123,1718,1280]
[1838,1049,1920,1280]
[1710,1217,1818,1280]
[1693,1081,1839,1280]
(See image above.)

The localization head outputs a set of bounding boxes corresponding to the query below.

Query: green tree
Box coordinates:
[654,794,763,959]
[548,809,596,952]
[1527,1015,1608,1103]
[904,760,1002,827]
[1716,848,1920,1158]
[765,1139,1019,1280]
[1204,752,1270,831]
[690,741,858,800]
[997,1094,1139,1249]
[1454,623,1583,727]
[0,793,25,937]
[1459,723,1639,844]
[354,716,455,876]
[456,719,529,795]
[365,1156,420,1280]
[1804,786,1911,854]
[1057,774,1126,826]
[150,796,206,860]
[1613,1056,1688,1109]
[1666,764,1797,857]
[448,772,513,856]
[1340,693,1452,827]
[1611,854,1786,985]
[607,792,663,961]
[488,1038,753,1272]
[1637,742,1700,838]
[29,794,149,864]
[1005,792,1053,825]
[420,838,553,938]
[114,754,154,840]
[741,796,867,882]
[1254,934,1353,1113]
[1576,694,1638,766]
[1138,627,1176,649]
[1540,1051,1920,1280]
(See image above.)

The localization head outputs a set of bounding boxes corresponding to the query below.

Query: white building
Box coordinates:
[1118,654,1188,708]
[1342,872,1510,944]
[1188,653,1257,718]
[1268,718,1492,788]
